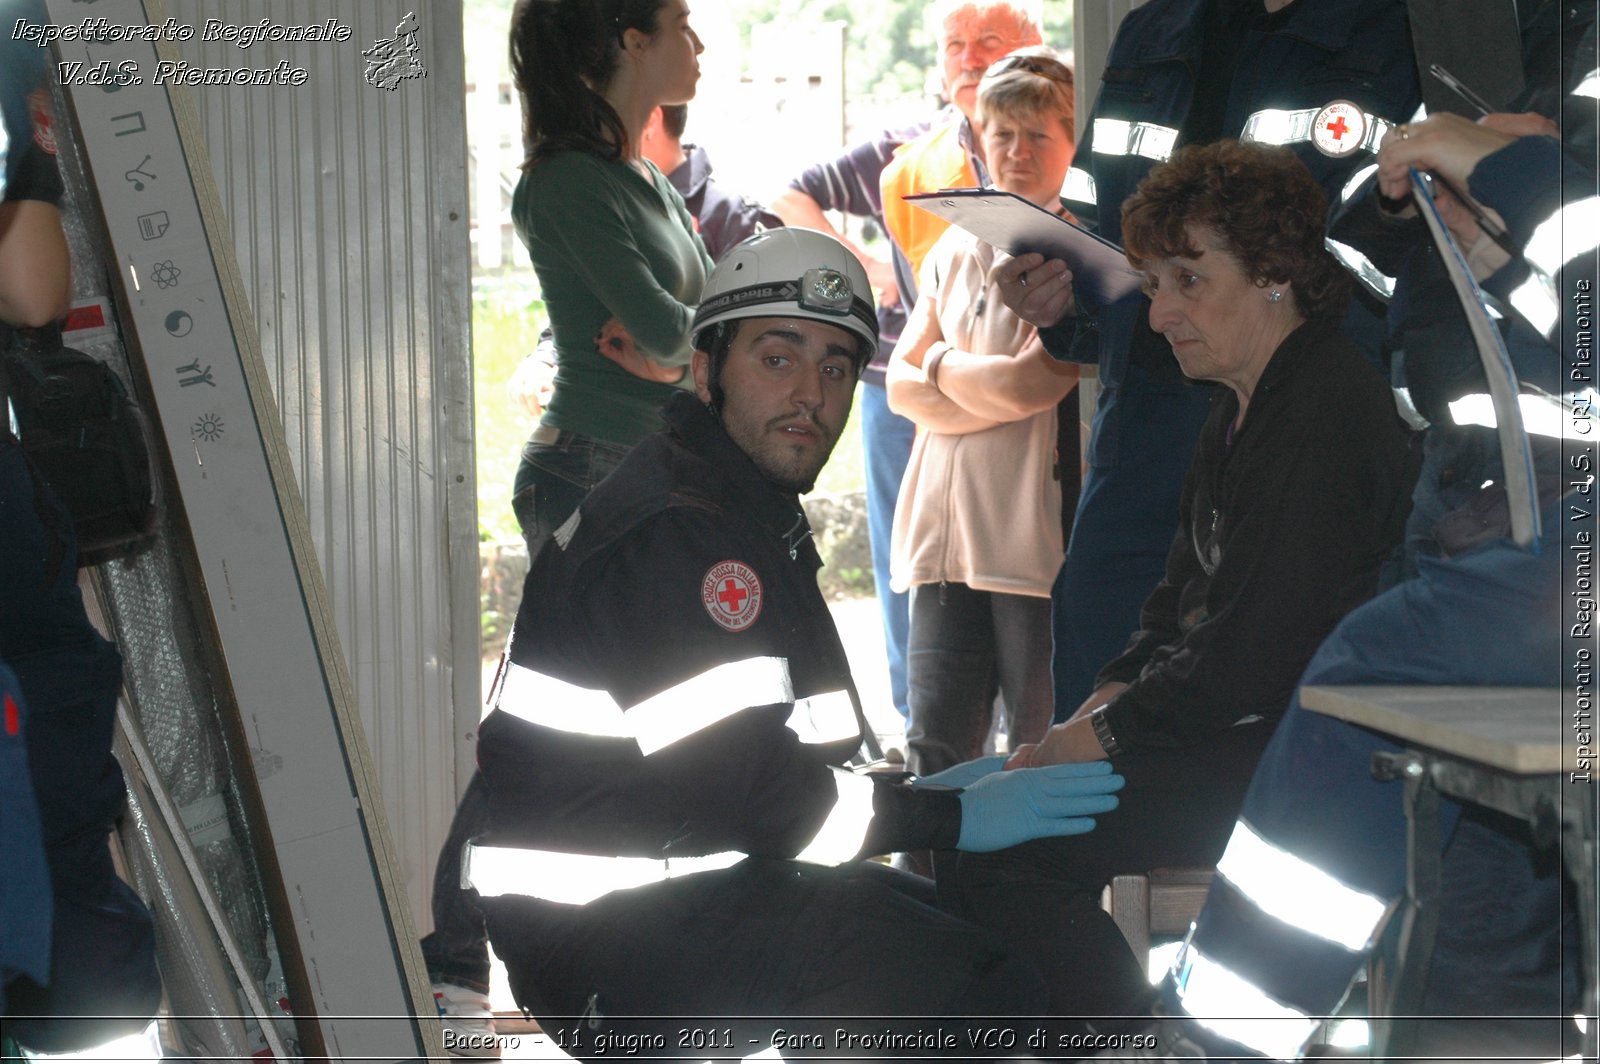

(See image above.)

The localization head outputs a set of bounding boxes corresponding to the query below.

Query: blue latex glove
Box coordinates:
[956,761,1124,852]
[910,755,1007,789]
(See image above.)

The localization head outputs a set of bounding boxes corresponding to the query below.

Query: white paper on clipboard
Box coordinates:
[1409,168,1542,549]
[903,188,1145,305]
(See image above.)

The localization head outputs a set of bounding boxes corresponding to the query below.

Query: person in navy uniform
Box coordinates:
[993,0,1421,732]
[439,229,1129,1061]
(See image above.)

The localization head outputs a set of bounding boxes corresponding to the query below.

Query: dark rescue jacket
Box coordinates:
[476,393,957,873]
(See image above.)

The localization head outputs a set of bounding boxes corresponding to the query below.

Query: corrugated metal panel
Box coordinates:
[166,0,478,932]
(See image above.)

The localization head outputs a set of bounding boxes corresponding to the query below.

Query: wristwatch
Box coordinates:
[1089,705,1122,758]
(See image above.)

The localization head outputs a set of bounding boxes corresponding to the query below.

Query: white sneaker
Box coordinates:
[433,981,501,1059]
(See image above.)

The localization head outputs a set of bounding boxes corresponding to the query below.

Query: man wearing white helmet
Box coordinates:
[449,229,1124,1058]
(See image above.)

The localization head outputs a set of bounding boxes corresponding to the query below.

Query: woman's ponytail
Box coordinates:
[510,0,663,168]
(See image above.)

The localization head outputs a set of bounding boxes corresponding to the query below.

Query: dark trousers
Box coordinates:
[0,435,160,1051]
[1188,506,1584,1054]
[479,857,1047,1061]
[420,771,494,990]
[906,582,1053,778]
[426,430,631,989]
[939,720,1276,1021]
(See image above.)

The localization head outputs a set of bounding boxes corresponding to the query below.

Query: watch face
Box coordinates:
[1090,707,1120,756]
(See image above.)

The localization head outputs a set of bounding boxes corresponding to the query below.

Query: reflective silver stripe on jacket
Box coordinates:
[1214,820,1387,952]
[494,661,629,737]
[1325,237,1396,301]
[795,767,877,865]
[493,656,799,753]
[1091,118,1179,163]
[1173,942,1320,1059]
[466,845,744,905]
[1449,392,1577,438]
[1240,107,1391,154]
[462,771,878,903]
[1508,195,1600,338]
[1339,161,1379,207]
[787,689,860,746]
[1061,166,1098,206]
[628,656,794,755]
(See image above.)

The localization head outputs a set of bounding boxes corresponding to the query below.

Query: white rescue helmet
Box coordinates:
[691,227,879,368]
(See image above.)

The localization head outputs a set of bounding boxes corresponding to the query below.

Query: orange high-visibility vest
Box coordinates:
[879,121,978,280]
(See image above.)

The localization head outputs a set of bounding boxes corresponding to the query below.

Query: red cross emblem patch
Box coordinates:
[702,560,763,632]
[28,89,56,156]
[1311,100,1367,158]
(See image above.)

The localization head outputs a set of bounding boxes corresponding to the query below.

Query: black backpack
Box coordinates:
[2,335,158,566]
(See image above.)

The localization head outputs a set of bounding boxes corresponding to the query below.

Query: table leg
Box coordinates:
[1370,750,1440,1062]
[1562,786,1598,1059]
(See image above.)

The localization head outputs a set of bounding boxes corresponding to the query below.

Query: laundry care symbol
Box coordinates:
[176,359,215,388]
[151,260,182,288]
[192,413,225,442]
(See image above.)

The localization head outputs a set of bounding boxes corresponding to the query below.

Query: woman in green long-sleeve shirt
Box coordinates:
[426,0,715,1042]
[505,0,714,554]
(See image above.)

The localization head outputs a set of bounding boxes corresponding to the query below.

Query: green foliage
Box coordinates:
[473,278,548,544]
[471,267,864,544]
[821,564,874,600]
[730,0,933,97]
[727,0,1073,98]
[462,0,1074,104]
[464,0,1073,552]
[807,386,863,499]
[481,607,511,656]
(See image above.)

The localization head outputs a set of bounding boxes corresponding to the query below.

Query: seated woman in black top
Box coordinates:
[941,140,1419,1023]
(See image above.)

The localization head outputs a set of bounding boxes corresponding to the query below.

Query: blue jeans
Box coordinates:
[860,382,914,723]
[511,430,634,556]
[424,427,634,990]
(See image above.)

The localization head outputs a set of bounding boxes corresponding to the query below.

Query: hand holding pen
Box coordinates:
[1376,111,1555,260]
[1377,64,1560,260]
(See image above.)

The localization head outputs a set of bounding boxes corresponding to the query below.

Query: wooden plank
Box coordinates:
[1300,686,1571,774]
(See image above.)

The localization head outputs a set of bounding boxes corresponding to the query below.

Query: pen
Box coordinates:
[1415,168,1519,259]
[1429,63,1495,118]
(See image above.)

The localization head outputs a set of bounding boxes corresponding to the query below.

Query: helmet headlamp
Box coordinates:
[799,267,855,316]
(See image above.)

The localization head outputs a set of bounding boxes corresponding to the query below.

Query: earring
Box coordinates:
[1267,290,1283,303]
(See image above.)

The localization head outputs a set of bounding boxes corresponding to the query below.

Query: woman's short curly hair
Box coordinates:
[1120,140,1350,321]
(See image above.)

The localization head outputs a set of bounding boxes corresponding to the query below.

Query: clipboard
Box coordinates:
[904,187,1145,305]
[1409,168,1541,549]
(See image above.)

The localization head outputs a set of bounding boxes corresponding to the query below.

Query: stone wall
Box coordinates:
[479,490,872,656]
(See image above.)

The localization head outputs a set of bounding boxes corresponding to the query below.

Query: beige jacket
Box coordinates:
[889,229,1063,598]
